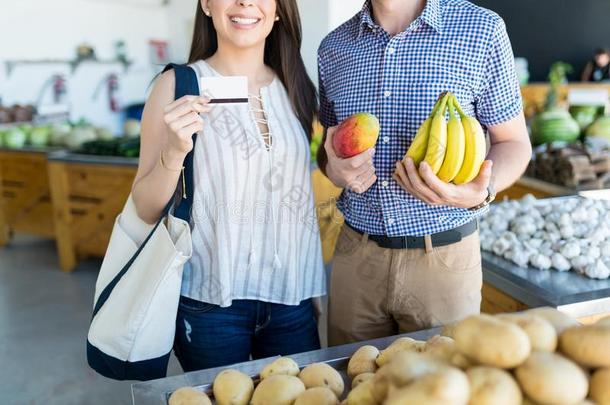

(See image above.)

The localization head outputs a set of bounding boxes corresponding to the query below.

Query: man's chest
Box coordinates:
[324,34,487,135]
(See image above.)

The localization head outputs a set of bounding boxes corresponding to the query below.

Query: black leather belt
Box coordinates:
[346,220,478,250]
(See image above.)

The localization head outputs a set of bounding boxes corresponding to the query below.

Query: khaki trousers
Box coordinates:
[328,224,482,346]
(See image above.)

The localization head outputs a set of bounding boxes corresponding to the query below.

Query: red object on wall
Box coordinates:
[149,40,169,64]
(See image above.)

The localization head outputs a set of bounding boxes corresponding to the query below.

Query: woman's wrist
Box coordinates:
[159,149,186,172]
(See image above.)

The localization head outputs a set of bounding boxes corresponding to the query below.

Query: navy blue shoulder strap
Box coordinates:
[162,63,199,223]
[91,63,199,317]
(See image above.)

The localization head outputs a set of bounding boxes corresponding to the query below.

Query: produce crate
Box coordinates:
[311,167,344,263]
[0,147,61,245]
[47,152,138,272]
[521,83,610,118]
[495,175,571,201]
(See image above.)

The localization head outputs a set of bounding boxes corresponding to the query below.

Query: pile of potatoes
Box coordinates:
[168,307,610,405]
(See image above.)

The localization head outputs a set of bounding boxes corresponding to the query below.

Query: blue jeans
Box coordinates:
[173,297,320,372]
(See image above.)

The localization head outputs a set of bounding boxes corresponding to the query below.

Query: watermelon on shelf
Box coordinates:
[531,108,580,146]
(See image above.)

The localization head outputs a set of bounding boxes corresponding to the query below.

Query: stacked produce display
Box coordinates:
[480,194,610,279]
[404,92,486,184]
[166,307,610,404]
[527,141,610,189]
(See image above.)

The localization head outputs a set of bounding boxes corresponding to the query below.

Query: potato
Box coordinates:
[376,337,426,366]
[384,367,470,405]
[466,366,522,405]
[454,314,531,368]
[560,324,610,367]
[596,315,610,326]
[251,374,305,405]
[441,322,457,339]
[496,313,557,352]
[451,352,475,369]
[346,378,376,405]
[260,357,300,379]
[168,387,212,405]
[372,351,443,402]
[515,351,588,405]
[347,345,379,378]
[525,307,579,334]
[423,335,457,362]
[299,363,344,398]
[212,369,254,405]
[589,368,610,405]
[351,372,375,389]
[294,387,338,405]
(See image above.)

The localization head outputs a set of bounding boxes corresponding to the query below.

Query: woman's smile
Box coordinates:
[228,13,262,30]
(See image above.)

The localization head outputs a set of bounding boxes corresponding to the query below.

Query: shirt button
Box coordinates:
[387,47,396,55]
[381,180,389,188]
[387,218,395,225]
[383,90,392,98]
[383,136,390,144]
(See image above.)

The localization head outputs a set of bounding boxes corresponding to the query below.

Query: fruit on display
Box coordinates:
[28,125,51,147]
[480,194,610,278]
[169,307,610,404]
[294,387,338,405]
[404,92,486,184]
[260,357,300,379]
[586,115,610,141]
[65,124,98,150]
[351,373,375,389]
[332,112,380,158]
[124,118,141,138]
[299,363,344,397]
[570,105,599,132]
[347,345,379,378]
[3,127,27,149]
[454,314,531,368]
[466,366,522,405]
[50,122,73,146]
[212,369,254,405]
[250,374,305,405]
[531,108,580,146]
[515,351,589,405]
[375,337,426,367]
[168,386,211,405]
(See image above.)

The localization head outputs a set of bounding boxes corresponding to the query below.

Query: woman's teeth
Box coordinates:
[230,17,260,25]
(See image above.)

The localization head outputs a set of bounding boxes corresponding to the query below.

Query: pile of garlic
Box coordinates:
[480,195,610,279]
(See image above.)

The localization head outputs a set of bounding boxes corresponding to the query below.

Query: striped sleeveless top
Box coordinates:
[180,60,326,307]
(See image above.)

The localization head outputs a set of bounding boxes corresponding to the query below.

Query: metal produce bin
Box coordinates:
[131,328,440,404]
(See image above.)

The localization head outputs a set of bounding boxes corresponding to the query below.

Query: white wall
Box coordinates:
[0,0,364,132]
[0,0,170,133]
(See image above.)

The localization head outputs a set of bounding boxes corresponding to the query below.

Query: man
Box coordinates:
[317,0,531,345]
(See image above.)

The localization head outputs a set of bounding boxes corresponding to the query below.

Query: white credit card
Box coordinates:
[200,76,248,104]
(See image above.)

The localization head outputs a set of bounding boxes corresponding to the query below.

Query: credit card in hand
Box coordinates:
[200,76,248,104]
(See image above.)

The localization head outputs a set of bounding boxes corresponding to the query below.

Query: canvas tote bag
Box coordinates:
[87,64,200,380]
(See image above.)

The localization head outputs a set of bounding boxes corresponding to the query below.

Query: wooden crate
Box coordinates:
[48,158,137,272]
[496,176,571,201]
[0,148,56,245]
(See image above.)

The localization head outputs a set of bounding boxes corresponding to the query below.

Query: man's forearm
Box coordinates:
[486,139,532,192]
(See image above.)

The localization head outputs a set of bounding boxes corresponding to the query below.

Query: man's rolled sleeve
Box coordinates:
[475,20,523,127]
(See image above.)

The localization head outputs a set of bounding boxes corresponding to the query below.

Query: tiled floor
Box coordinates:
[0,235,182,405]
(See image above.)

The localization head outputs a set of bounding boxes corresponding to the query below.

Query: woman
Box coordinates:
[582,48,610,82]
[131,0,325,371]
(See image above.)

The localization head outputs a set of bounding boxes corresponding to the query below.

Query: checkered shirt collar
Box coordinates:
[358,0,444,37]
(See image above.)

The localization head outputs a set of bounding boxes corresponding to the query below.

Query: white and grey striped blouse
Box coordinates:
[180,60,326,307]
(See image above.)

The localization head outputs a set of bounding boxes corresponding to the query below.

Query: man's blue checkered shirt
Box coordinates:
[318,0,523,237]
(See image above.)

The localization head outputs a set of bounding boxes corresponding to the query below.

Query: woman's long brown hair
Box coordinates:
[188,0,317,140]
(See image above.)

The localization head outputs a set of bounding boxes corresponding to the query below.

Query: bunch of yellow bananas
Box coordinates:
[404,92,486,184]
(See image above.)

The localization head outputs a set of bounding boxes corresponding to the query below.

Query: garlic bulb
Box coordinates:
[584,260,610,280]
[551,253,571,272]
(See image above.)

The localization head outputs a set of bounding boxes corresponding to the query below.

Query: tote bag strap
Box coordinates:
[92,63,200,317]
